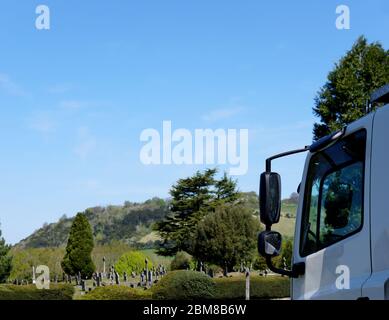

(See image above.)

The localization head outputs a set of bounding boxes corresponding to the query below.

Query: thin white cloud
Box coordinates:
[202,107,244,122]
[59,99,111,110]
[0,73,26,96]
[28,113,56,134]
[47,83,73,94]
[60,100,90,110]
[73,127,97,160]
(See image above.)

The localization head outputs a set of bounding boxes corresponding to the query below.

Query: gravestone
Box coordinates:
[148,270,153,287]
[145,259,149,282]
[32,266,36,284]
[81,280,86,292]
[77,272,82,286]
[245,267,250,301]
[140,272,145,286]
[114,271,120,285]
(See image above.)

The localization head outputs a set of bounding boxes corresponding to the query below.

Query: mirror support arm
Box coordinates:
[265,147,310,172]
[265,256,305,278]
[261,145,310,278]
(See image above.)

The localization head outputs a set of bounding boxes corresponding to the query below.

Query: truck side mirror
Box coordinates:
[258,230,282,257]
[259,172,281,226]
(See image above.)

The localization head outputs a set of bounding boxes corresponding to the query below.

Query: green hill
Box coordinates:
[15,192,298,249]
[16,197,169,249]
[240,191,297,238]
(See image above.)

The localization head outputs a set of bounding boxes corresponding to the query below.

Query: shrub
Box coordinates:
[0,284,74,300]
[276,239,293,269]
[253,255,267,272]
[193,205,261,273]
[213,275,290,299]
[206,264,223,276]
[9,247,66,282]
[115,251,153,276]
[170,252,194,271]
[81,285,152,300]
[152,270,215,300]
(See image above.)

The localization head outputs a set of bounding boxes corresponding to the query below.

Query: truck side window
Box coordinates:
[300,130,366,257]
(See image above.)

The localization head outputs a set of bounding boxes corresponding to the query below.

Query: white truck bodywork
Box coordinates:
[292,103,389,300]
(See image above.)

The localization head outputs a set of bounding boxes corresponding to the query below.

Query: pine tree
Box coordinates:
[155,168,240,256]
[313,36,389,140]
[0,227,12,283]
[214,172,240,204]
[61,213,95,278]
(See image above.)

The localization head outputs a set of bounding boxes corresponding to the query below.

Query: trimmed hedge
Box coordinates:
[152,270,216,300]
[0,284,74,300]
[81,286,152,300]
[213,275,290,299]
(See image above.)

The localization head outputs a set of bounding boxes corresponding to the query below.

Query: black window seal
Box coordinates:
[299,129,367,258]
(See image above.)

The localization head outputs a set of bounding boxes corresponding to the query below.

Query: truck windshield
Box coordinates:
[300,130,366,257]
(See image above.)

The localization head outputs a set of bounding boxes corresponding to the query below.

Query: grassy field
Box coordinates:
[281,202,298,217]
[140,249,173,269]
[271,202,298,238]
[272,217,296,238]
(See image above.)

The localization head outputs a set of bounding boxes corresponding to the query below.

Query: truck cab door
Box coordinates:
[292,127,371,300]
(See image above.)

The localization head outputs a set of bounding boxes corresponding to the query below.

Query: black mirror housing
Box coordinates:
[259,172,281,226]
[258,230,282,257]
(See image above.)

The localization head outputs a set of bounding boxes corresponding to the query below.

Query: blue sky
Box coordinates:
[0,0,388,244]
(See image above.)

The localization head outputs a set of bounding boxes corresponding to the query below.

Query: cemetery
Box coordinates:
[0,171,292,300]
[0,255,289,300]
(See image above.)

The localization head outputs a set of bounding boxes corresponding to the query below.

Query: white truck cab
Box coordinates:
[258,84,389,300]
